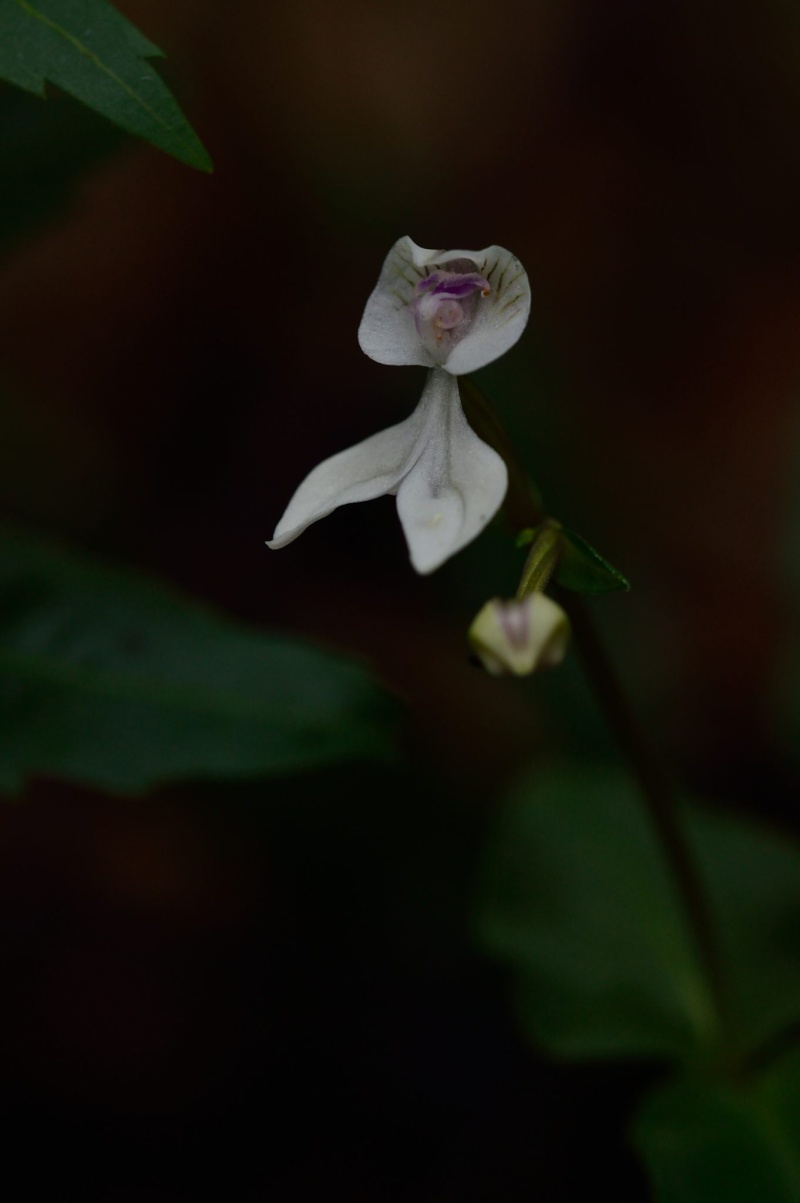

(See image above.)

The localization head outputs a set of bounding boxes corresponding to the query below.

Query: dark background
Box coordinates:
[1,1,799,1197]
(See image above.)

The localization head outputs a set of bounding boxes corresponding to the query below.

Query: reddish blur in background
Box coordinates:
[1,1,799,1198]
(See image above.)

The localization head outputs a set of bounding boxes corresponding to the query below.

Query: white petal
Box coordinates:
[358,238,531,376]
[395,369,508,574]
[443,245,531,375]
[267,402,428,549]
[357,237,437,368]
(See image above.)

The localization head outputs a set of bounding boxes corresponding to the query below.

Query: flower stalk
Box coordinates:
[468,381,730,1037]
[561,590,729,1040]
[516,523,563,598]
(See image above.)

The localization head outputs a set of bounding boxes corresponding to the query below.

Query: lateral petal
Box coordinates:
[358,236,437,367]
[268,402,428,549]
[396,369,508,574]
[444,245,531,375]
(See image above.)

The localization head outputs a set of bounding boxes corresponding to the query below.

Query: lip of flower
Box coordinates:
[267,366,508,574]
[267,237,531,574]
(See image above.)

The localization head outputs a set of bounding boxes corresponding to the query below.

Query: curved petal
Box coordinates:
[357,237,438,368]
[359,237,531,376]
[395,369,508,574]
[444,245,531,375]
[267,402,428,549]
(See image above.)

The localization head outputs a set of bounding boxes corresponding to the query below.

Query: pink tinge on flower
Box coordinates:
[468,593,571,676]
[411,268,491,355]
[497,598,531,650]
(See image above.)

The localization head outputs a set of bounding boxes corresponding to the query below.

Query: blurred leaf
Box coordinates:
[0,83,125,249]
[555,527,630,593]
[633,1051,800,1203]
[0,0,211,171]
[0,529,395,795]
[477,766,800,1063]
[477,766,711,1060]
[689,808,800,1058]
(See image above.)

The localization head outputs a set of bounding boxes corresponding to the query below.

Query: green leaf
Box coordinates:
[477,766,800,1062]
[689,808,800,1059]
[0,530,395,795]
[633,1053,800,1203]
[477,766,712,1060]
[0,0,211,171]
[555,527,630,593]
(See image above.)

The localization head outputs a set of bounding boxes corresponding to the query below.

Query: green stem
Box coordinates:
[516,524,563,598]
[462,374,729,1035]
[557,590,728,1035]
[458,376,544,532]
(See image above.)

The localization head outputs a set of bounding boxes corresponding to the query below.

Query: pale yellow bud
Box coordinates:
[469,593,570,677]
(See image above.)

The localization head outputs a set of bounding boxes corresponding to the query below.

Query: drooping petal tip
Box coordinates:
[266,404,430,549]
[395,369,508,573]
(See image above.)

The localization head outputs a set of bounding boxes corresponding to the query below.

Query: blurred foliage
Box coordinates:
[634,1053,800,1203]
[478,765,711,1061]
[478,765,800,1197]
[0,528,396,794]
[478,766,800,1065]
[0,0,211,170]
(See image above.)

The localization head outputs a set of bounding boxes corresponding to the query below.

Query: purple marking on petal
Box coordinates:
[415,270,490,299]
[410,268,491,362]
[432,273,491,299]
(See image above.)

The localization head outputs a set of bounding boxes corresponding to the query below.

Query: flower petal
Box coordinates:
[358,237,531,376]
[443,245,531,375]
[395,369,508,574]
[267,402,429,549]
[357,237,438,368]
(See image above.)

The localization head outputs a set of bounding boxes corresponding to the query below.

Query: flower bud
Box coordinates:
[469,593,570,676]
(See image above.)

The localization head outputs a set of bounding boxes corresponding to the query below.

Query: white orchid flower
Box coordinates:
[268,236,531,574]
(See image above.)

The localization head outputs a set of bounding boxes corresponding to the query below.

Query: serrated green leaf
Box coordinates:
[633,1053,800,1203]
[0,0,211,171]
[0,530,395,795]
[477,766,800,1063]
[555,527,630,593]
